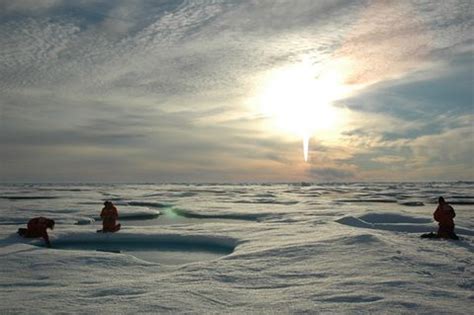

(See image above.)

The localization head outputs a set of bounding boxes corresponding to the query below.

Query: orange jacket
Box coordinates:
[433,204,455,226]
[100,205,119,229]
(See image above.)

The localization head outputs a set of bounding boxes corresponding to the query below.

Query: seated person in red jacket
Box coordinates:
[433,196,458,239]
[99,201,121,233]
[18,217,55,247]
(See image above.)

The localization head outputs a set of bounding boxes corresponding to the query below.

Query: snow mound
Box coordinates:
[335,216,372,229]
[336,214,434,233]
[338,233,382,245]
[75,217,96,225]
[358,213,431,224]
[336,213,474,236]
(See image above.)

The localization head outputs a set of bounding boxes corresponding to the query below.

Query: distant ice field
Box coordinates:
[1,183,473,314]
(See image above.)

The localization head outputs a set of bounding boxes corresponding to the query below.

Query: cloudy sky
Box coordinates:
[0,0,472,183]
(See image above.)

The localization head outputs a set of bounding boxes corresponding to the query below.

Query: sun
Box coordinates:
[258,59,349,161]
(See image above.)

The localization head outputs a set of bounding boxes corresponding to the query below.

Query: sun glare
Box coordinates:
[258,60,349,161]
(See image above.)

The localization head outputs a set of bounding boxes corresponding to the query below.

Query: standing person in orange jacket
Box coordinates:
[18,217,55,247]
[99,201,121,233]
[433,196,458,239]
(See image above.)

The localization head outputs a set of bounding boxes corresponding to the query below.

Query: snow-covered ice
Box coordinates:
[1,183,473,314]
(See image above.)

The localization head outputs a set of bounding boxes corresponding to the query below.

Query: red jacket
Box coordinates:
[433,204,455,226]
[27,217,53,244]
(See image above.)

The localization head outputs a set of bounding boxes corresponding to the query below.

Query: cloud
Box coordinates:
[332,1,432,86]
[0,0,62,14]
[371,156,407,164]
[0,0,472,182]
[309,167,355,181]
[408,124,473,166]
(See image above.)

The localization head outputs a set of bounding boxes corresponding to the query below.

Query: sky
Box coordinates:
[0,0,472,183]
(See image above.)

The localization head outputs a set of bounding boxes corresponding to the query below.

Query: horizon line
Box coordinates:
[0,180,473,185]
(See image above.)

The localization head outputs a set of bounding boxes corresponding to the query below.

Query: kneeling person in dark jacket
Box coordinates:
[18,217,55,247]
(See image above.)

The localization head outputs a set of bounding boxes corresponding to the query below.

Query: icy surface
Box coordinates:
[1,182,473,314]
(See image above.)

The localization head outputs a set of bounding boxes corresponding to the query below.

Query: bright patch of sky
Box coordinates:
[0,0,472,182]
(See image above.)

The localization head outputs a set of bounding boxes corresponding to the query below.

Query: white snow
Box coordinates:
[1,183,473,314]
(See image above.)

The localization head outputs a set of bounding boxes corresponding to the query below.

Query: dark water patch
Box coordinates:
[352,193,374,197]
[299,192,322,197]
[398,194,422,199]
[253,193,276,198]
[375,280,411,288]
[78,201,103,205]
[420,190,449,195]
[449,195,474,199]
[358,188,380,192]
[321,295,384,303]
[449,200,474,205]
[147,190,198,198]
[185,189,229,194]
[282,190,299,194]
[170,192,198,197]
[173,208,265,221]
[0,196,58,200]
[128,208,253,226]
[99,213,160,221]
[79,200,129,206]
[100,192,121,197]
[127,201,169,208]
[37,188,90,192]
[141,192,165,197]
[374,192,404,198]
[93,206,161,221]
[232,199,298,205]
[337,199,398,203]
[322,188,351,193]
[399,201,425,207]
[307,187,326,192]
[426,199,474,205]
[121,213,160,220]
